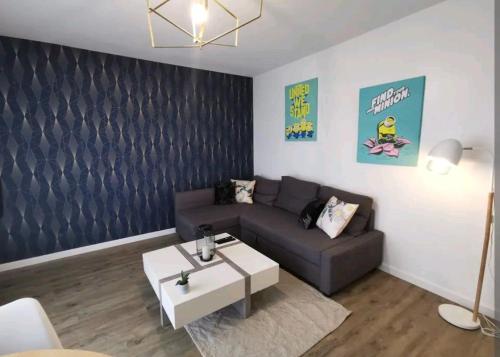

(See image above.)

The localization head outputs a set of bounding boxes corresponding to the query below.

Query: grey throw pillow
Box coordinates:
[253,175,281,206]
[274,176,320,215]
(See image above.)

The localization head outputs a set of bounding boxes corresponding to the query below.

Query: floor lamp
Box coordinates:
[427,139,494,330]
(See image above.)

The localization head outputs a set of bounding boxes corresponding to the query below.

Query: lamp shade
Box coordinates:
[427,139,463,174]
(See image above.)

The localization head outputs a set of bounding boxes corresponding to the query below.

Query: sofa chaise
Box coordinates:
[174,175,384,295]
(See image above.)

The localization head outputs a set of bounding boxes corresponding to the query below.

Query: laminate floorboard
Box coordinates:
[0,235,493,356]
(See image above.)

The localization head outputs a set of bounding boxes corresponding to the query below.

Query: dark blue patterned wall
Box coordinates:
[0,36,253,263]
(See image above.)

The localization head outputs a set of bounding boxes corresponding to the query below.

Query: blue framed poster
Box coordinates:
[285,78,318,141]
[357,76,425,166]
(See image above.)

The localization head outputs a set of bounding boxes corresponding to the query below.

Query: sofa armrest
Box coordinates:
[175,188,215,213]
[319,230,384,295]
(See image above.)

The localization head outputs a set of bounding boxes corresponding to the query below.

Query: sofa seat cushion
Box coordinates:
[274,176,320,215]
[177,204,248,236]
[240,204,350,265]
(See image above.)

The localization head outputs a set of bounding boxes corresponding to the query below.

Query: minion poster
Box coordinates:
[357,76,425,166]
[285,78,318,141]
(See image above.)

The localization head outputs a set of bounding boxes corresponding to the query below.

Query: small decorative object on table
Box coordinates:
[176,270,190,294]
[196,224,216,262]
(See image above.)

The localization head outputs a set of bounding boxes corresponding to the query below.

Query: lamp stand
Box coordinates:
[473,191,494,320]
[438,191,494,330]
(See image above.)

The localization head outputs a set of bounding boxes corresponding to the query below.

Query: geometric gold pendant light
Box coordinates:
[146,0,263,48]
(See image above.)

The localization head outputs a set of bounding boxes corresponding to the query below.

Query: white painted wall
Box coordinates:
[253,0,495,316]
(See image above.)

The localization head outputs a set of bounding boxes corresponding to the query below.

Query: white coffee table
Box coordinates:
[143,233,279,329]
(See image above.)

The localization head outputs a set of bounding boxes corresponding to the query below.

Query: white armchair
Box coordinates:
[0,298,62,355]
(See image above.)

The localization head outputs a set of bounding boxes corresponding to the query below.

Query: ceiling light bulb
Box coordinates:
[191,2,208,25]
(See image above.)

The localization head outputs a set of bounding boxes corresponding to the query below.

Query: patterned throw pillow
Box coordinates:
[316,196,359,239]
[231,179,256,204]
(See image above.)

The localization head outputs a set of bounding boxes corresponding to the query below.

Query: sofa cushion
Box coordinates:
[318,186,373,236]
[231,179,256,204]
[215,181,236,205]
[274,176,320,215]
[176,204,248,238]
[253,175,281,206]
[316,196,359,238]
[240,204,350,265]
[298,199,325,229]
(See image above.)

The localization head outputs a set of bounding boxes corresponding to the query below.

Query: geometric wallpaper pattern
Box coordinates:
[0,36,253,263]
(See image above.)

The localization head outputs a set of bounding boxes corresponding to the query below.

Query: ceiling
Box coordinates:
[0,0,445,77]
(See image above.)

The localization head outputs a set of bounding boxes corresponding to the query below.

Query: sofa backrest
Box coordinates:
[254,175,375,234]
[318,186,373,236]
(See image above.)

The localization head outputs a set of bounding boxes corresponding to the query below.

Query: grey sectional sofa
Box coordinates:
[175,175,384,295]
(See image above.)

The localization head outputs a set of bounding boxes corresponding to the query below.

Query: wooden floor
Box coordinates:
[0,235,493,357]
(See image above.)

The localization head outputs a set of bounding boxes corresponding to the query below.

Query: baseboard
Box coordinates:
[0,228,177,273]
[379,263,497,318]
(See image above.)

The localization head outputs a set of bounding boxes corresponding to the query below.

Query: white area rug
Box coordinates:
[185,269,351,357]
